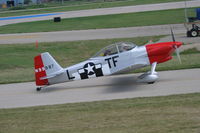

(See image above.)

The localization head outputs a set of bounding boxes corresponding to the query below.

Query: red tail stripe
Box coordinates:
[34,55,48,86]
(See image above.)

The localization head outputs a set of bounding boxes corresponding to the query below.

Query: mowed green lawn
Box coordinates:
[0,93,200,133]
[0,36,200,84]
[0,0,186,17]
[0,8,196,34]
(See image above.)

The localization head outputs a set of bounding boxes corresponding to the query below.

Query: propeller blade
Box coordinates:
[174,45,182,64]
[170,27,175,42]
[151,62,157,75]
[170,27,182,63]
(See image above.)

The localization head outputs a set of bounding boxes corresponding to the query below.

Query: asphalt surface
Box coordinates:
[1,24,200,44]
[0,68,200,109]
[0,24,187,44]
[0,1,200,26]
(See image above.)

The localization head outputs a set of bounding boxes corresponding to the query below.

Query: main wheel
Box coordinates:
[148,82,155,84]
[190,29,199,37]
[36,87,42,91]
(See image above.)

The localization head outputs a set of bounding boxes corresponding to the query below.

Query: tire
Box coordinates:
[148,82,155,84]
[190,29,199,37]
[36,87,42,91]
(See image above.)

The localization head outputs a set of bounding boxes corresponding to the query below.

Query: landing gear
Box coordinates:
[137,62,158,84]
[148,82,155,84]
[36,85,48,91]
[36,87,42,91]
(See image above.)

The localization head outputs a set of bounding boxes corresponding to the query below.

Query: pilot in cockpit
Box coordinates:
[120,43,130,52]
[104,50,111,56]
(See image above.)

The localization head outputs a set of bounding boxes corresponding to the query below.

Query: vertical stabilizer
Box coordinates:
[34,52,63,86]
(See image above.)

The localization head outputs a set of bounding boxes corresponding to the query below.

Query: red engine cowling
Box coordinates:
[145,42,181,64]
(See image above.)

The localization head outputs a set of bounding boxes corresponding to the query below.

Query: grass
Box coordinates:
[0,0,186,17]
[0,93,200,133]
[181,48,200,55]
[0,36,200,84]
[0,8,195,34]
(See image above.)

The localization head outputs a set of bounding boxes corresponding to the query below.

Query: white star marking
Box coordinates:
[85,64,94,74]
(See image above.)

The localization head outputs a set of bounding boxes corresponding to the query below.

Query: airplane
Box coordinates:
[34,31,182,91]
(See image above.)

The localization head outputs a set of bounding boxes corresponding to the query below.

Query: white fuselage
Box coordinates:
[48,46,150,85]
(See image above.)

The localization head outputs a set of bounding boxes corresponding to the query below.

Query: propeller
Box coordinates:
[174,44,182,64]
[170,27,182,64]
[170,27,175,42]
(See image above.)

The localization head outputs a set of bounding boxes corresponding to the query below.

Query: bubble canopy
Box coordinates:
[93,42,137,57]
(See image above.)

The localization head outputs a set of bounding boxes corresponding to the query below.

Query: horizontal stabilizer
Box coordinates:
[40,70,64,80]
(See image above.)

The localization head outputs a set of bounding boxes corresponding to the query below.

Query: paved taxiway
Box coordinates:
[0,1,200,26]
[1,24,200,44]
[0,69,199,109]
[0,24,187,44]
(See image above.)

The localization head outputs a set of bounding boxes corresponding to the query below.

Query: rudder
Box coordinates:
[34,52,63,86]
